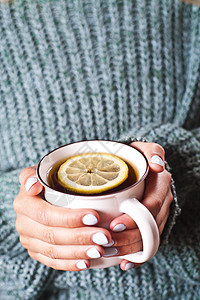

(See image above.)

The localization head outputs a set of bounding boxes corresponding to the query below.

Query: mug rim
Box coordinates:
[37,139,149,199]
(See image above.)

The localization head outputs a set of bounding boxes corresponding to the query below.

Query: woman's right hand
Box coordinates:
[13,166,112,271]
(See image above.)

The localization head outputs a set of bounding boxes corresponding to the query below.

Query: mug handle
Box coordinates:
[119,199,160,264]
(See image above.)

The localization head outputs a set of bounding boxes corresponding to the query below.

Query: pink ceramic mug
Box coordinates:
[37,140,160,269]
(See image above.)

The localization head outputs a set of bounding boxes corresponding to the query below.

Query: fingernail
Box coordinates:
[25,177,37,191]
[103,247,118,257]
[112,224,126,232]
[82,214,98,225]
[151,155,165,168]
[103,239,115,247]
[125,262,135,271]
[86,247,101,259]
[76,261,88,270]
[92,232,108,245]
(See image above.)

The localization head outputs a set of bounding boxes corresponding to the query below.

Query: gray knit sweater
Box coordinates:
[0,0,200,299]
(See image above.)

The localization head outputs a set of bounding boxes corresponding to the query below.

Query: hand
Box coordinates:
[13,166,114,271]
[107,142,173,271]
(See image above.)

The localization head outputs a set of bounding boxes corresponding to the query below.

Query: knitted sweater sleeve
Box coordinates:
[119,122,200,243]
[0,169,55,300]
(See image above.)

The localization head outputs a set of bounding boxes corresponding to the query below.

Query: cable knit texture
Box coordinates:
[0,0,200,299]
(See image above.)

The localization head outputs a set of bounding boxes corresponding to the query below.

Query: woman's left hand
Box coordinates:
[107,142,173,271]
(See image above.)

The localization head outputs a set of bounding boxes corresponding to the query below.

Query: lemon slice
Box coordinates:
[57,153,129,194]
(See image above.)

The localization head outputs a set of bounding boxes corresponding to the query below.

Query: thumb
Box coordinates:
[130,142,165,173]
[19,165,43,196]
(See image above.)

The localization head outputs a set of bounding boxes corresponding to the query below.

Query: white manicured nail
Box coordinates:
[82,214,98,225]
[25,177,37,191]
[103,239,115,247]
[103,247,118,257]
[76,261,87,270]
[92,232,108,245]
[112,224,126,232]
[86,247,101,258]
[151,155,165,168]
[125,262,135,271]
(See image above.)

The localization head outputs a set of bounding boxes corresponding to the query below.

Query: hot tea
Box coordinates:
[47,155,139,196]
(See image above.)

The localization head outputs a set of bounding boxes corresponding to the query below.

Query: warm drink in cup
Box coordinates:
[37,140,160,269]
[47,157,138,195]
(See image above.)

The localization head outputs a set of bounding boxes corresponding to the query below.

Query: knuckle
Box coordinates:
[154,197,163,216]
[122,231,138,246]
[157,197,163,212]
[44,229,56,245]
[76,230,86,245]
[19,235,23,244]
[146,195,163,217]
[65,213,74,228]
[15,217,22,234]
[126,237,134,247]
[49,259,60,270]
[45,246,58,259]
[161,170,172,186]
[19,169,27,185]
[164,170,172,182]
[19,236,28,248]
[37,204,48,225]
[73,248,82,259]
[13,197,20,213]
[120,241,142,256]
[28,250,35,260]
[130,241,142,253]
[19,168,31,185]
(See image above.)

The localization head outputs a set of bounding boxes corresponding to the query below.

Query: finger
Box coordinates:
[16,215,112,246]
[28,250,90,271]
[142,170,171,217]
[103,237,142,258]
[19,166,43,195]
[110,214,137,232]
[120,260,143,271]
[155,189,173,228]
[111,239,143,257]
[111,228,141,247]
[14,194,99,228]
[20,236,104,259]
[131,142,165,173]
